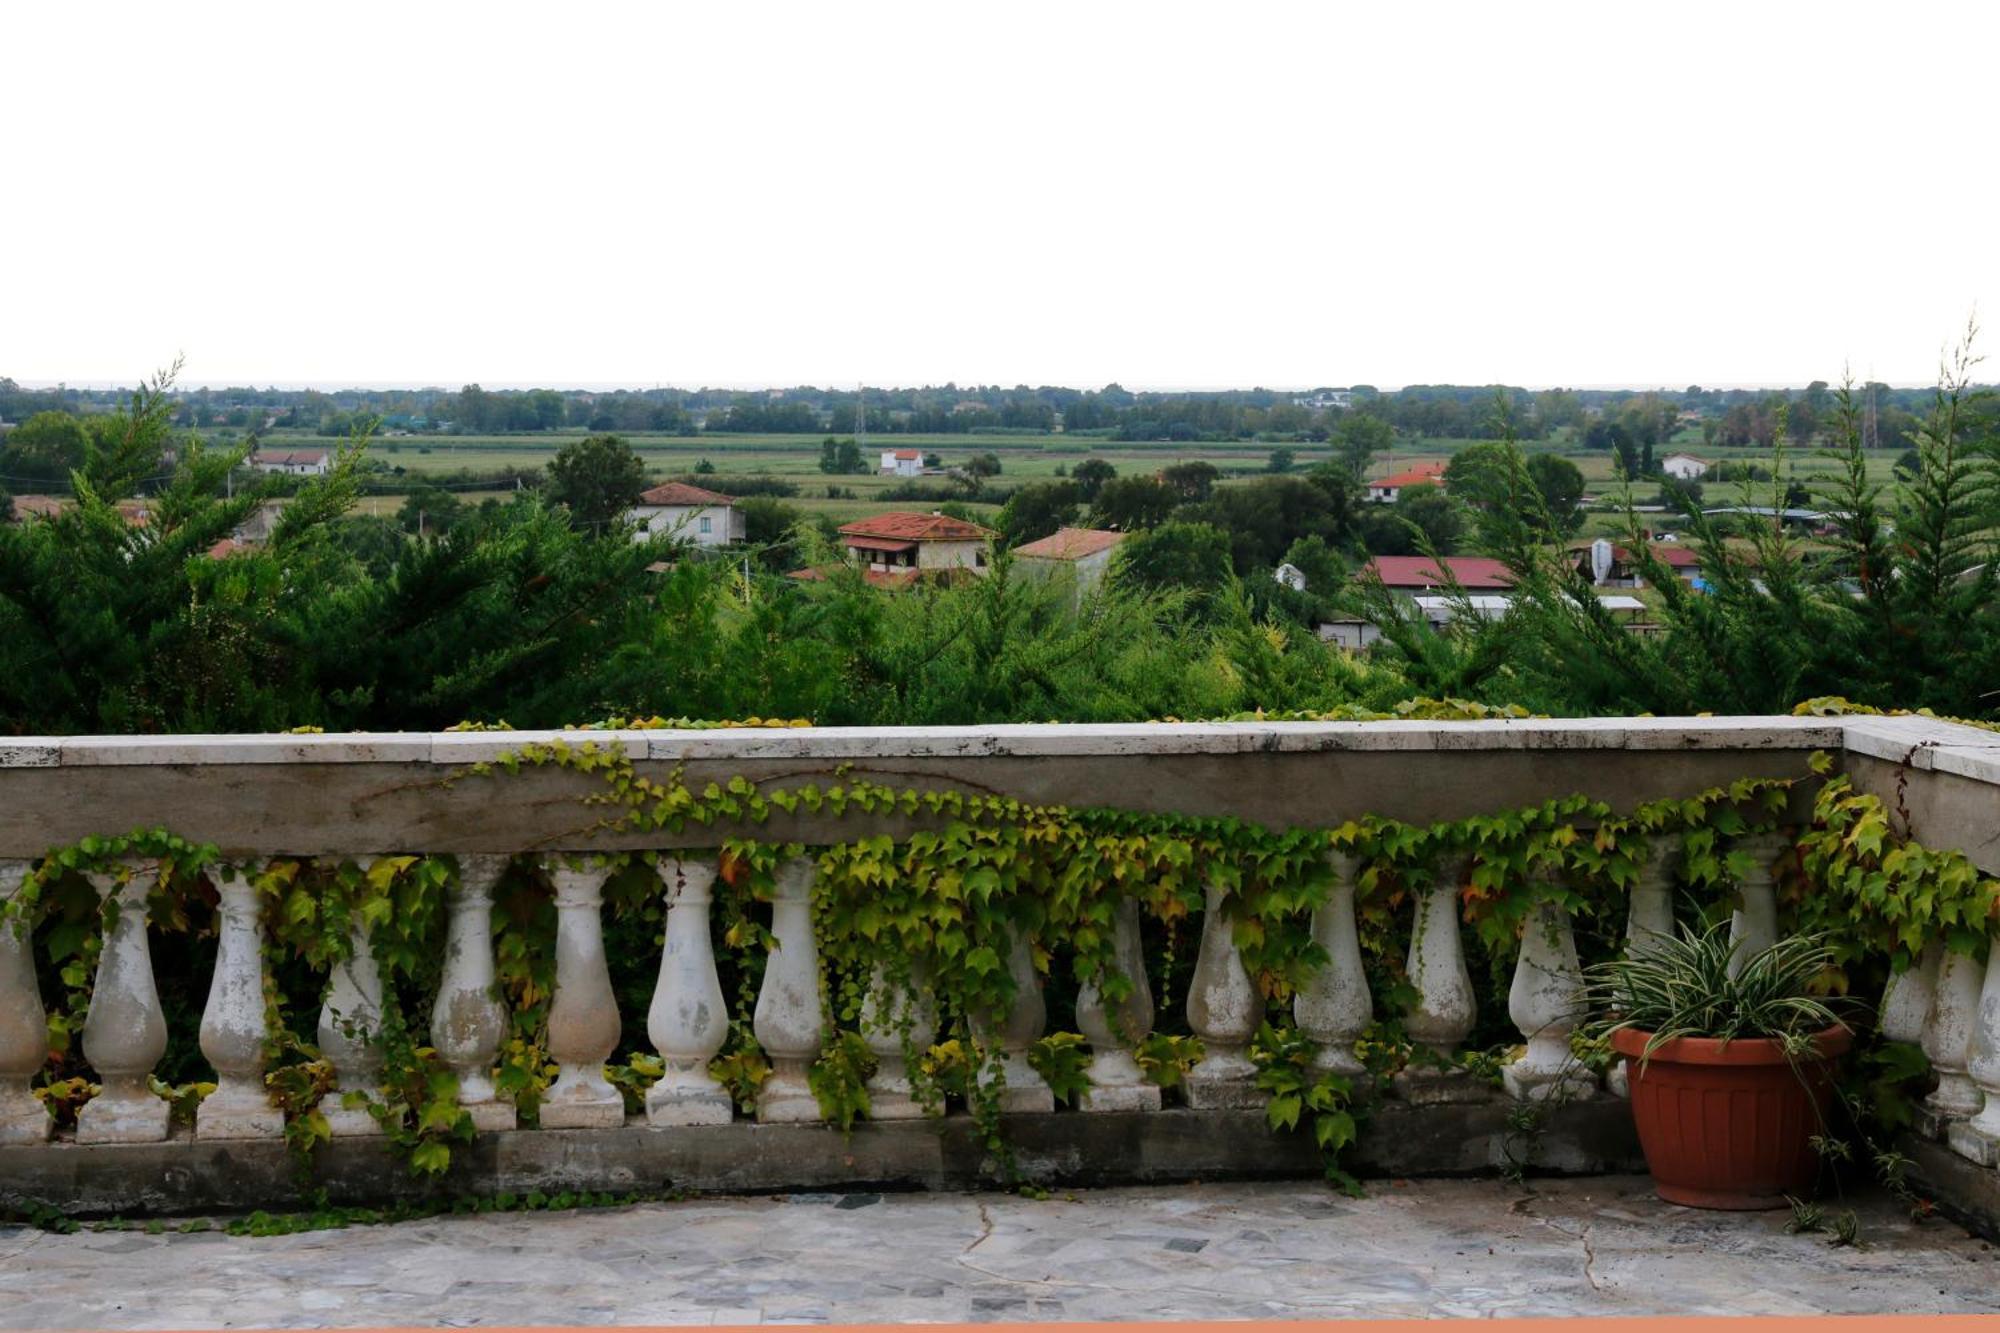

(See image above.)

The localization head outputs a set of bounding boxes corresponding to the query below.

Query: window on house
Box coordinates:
[699,516,712,534]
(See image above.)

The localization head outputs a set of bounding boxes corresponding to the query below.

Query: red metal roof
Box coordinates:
[1012,527,1124,560]
[1613,543,1701,568]
[839,511,994,542]
[1362,555,1514,590]
[637,482,736,507]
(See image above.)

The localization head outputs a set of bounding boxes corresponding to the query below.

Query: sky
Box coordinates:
[4,1,1995,391]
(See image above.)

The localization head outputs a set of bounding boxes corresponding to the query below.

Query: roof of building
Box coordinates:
[636,481,736,507]
[251,449,328,465]
[8,494,64,519]
[206,538,251,559]
[839,511,995,542]
[1362,555,1514,590]
[1613,542,1702,568]
[1662,452,1709,463]
[886,449,922,460]
[1370,462,1448,490]
[1011,527,1125,561]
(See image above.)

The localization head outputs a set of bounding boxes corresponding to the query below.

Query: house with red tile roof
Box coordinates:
[836,511,996,578]
[1365,461,1447,504]
[879,449,924,477]
[250,449,330,476]
[628,481,743,547]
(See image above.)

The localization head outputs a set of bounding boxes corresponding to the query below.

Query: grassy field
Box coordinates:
[263,425,1908,528]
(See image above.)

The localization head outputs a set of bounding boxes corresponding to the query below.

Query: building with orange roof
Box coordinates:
[1012,526,1124,592]
[1365,461,1448,504]
[627,481,743,547]
[834,510,996,578]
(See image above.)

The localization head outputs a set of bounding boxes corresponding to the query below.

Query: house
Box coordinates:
[1661,452,1710,480]
[1012,527,1123,592]
[1359,555,1515,593]
[5,494,65,522]
[880,449,923,477]
[627,482,744,547]
[835,511,995,577]
[249,449,331,476]
[1575,537,1703,588]
[1365,461,1447,503]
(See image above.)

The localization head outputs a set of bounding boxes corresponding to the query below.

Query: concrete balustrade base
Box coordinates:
[1944,1120,2000,1167]
[0,1101,1643,1219]
[1902,1134,2000,1243]
[1079,1084,1162,1114]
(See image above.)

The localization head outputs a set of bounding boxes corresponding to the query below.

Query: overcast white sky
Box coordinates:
[4,1,1994,391]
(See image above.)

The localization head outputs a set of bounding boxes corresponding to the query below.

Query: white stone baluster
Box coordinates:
[1920,947,1986,1139]
[1948,936,2000,1164]
[754,856,824,1122]
[1609,836,1680,1096]
[78,862,169,1144]
[432,854,514,1131]
[197,864,282,1139]
[1294,851,1372,1079]
[1186,882,1264,1109]
[1502,893,1595,1102]
[319,866,387,1137]
[1881,941,1944,1044]
[541,859,625,1128]
[861,958,938,1119]
[1076,898,1159,1112]
[0,860,52,1145]
[971,931,1054,1113]
[1726,830,1786,976]
[1394,856,1481,1103]
[646,856,733,1126]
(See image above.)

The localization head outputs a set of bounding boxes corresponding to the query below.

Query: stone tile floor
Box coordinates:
[4,1175,2000,1328]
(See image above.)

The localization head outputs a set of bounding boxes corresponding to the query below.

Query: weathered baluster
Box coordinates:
[754,856,823,1122]
[861,958,938,1119]
[1608,837,1680,1096]
[1076,897,1159,1112]
[540,859,625,1128]
[1726,830,1786,976]
[646,856,733,1126]
[1502,891,1595,1102]
[432,854,514,1131]
[1881,941,1943,1044]
[197,864,282,1139]
[1186,882,1264,1109]
[319,863,387,1137]
[972,932,1054,1113]
[1394,855,1481,1103]
[0,860,52,1145]
[1294,851,1372,1079]
[1920,947,1986,1140]
[1947,936,2000,1164]
[77,862,170,1144]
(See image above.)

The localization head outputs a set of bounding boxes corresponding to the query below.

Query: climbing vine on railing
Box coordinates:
[11,736,1990,1196]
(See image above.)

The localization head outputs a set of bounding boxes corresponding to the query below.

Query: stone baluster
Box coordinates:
[1947,936,2000,1164]
[1394,856,1481,1103]
[754,857,824,1122]
[1920,947,1987,1139]
[1881,941,1944,1045]
[1186,882,1264,1109]
[1076,897,1159,1112]
[1502,892,1595,1102]
[431,854,514,1131]
[971,931,1054,1113]
[646,856,733,1126]
[861,958,938,1119]
[78,862,170,1144]
[541,859,625,1128]
[197,864,282,1139]
[1610,837,1680,1096]
[1726,830,1786,976]
[0,860,52,1145]
[1294,852,1372,1079]
[319,863,387,1137]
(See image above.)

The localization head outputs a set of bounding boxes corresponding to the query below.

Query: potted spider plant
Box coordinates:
[1585,923,1853,1210]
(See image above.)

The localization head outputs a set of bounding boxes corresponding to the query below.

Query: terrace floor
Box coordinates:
[6,1176,2000,1328]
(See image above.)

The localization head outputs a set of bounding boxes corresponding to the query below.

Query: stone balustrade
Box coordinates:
[3,713,2000,1208]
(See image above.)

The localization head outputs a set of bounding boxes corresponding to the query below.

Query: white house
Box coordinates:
[880,449,923,477]
[627,482,744,547]
[1661,452,1711,480]
[1365,461,1447,503]
[1013,527,1124,593]
[249,449,330,476]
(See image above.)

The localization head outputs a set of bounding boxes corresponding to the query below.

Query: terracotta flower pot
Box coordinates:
[1612,1024,1851,1210]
